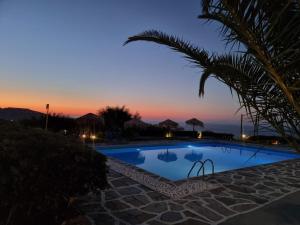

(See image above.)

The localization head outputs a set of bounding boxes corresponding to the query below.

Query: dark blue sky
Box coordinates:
[0,0,242,123]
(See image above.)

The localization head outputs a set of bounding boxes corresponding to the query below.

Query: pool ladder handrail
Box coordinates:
[187,159,215,179]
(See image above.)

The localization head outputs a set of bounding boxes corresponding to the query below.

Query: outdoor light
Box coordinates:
[91,135,96,140]
[242,134,247,139]
[197,132,202,139]
[82,134,86,139]
[165,132,172,138]
[272,140,279,145]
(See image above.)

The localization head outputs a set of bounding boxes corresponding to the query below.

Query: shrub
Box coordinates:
[173,131,198,138]
[247,135,289,145]
[0,121,107,225]
[201,131,234,140]
[21,113,78,134]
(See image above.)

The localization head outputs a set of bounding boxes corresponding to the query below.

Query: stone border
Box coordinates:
[107,157,218,199]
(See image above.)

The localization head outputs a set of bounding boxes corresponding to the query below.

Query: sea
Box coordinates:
[146,121,277,138]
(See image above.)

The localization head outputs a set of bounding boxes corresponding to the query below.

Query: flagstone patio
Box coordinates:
[77,158,300,225]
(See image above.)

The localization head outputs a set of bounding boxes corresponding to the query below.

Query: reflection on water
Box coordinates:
[221,147,231,153]
[100,144,300,181]
[157,149,178,162]
[184,151,203,162]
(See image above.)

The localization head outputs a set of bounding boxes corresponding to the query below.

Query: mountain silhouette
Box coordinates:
[0,107,44,121]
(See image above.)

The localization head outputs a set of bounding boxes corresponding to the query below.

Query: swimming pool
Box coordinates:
[99,142,300,181]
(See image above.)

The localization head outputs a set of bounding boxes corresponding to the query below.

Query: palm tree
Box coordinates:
[125,0,300,149]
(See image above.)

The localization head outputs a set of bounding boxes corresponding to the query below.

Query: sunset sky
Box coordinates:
[0,0,243,123]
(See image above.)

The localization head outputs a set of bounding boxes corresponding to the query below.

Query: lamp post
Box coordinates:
[91,135,96,149]
[240,114,244,141]
[45,104,49,131]
[82,134,86,144]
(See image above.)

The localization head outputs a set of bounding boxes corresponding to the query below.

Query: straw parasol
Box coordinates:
[124,118,150,129]
[185,118,204,131]
[76,113,99,124]
[158,119,178,130]
[76,113,103,135]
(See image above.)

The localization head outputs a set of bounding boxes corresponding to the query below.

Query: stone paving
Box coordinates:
[77,159,300,225]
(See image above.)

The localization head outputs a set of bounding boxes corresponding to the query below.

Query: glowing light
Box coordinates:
[82,134,86,139]
[187,145,193,148]
[242,134,248,139]
[197,132,202,139]
[165,132,172,138]
[91,135,96,140]
[272,140,279,145]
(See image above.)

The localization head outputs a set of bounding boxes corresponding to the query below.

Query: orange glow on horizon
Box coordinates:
[1,91,238,122]
[0,102,237,123]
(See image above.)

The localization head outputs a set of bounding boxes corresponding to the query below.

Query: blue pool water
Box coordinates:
[98,143,300,181]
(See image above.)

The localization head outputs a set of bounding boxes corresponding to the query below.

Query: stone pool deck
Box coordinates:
[77,159,300,225]
[219,190,300,225]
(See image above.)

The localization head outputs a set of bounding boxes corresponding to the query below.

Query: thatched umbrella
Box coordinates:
[124,118,150,129]
[76,113,103,135]
[158,119,178,130]
[76,113,99,124]
[185,118,204,131]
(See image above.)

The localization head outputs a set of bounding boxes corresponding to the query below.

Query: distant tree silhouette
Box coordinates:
[98,106,132,132]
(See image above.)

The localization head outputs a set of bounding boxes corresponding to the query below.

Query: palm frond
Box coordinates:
[201,53,300,140]
[198,0,300,115]
[125,30,211,67]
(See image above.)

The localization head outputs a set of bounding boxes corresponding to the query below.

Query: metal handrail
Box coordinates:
[187,160,204,178]
[187,159,215,179]
[197,159,215,176]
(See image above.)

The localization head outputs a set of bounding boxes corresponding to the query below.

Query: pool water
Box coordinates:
[98,143,300,181]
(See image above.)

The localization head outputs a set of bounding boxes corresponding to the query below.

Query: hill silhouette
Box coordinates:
[0,107,44,121]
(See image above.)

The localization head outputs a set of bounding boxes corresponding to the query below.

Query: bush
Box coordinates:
[123,126,167,141]
[247,135,288,145]
[21,113,78,134]
[201,130,234,140]
[0,121,107,225]
[173,131,198,138]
